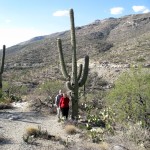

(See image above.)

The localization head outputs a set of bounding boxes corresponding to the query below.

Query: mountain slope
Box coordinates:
[2,12,150,70]
[0,12,150,88]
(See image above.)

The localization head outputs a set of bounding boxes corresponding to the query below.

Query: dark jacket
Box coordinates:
[55,94,62,107]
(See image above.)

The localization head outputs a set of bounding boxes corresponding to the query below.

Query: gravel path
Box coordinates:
[0,102,136,150]
[0,102,86,150]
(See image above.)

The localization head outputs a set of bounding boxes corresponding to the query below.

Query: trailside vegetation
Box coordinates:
[106,67,150,127]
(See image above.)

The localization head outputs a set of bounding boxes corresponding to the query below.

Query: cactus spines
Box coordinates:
[0,45,6,98]
[57,9,89,119]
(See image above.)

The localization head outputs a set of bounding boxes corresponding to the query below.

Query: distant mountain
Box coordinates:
[19,36,46,45]
[2,12,150,71]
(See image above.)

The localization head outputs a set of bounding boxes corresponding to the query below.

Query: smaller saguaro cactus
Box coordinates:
[57,9,89,119]
[0,45,6,98]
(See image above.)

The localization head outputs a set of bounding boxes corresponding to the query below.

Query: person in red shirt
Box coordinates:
[59,93,70,120]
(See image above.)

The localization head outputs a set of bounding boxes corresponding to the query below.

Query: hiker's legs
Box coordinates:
[61,108,65,117]
[57,107,60,118]
[64,107,69,119]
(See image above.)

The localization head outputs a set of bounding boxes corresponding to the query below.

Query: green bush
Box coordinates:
[106,67,150,126]
[36,80,64,97]
[3,81,28,96]
[136,57,146,62]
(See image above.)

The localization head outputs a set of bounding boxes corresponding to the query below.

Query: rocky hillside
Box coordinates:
[1,12,150,85]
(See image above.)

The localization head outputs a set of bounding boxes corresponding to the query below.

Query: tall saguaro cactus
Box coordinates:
[57,9,89,119]
[0,45,6,98]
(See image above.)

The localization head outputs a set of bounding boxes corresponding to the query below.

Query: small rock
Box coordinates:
[111,145,129,150]
[9,115,21,120]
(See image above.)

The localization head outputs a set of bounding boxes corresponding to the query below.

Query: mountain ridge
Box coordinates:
[1,12,150,71]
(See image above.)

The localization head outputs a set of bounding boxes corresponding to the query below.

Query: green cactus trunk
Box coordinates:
[71,87,78,119]
[57,9,89,119]
[0,45,6,98]
[0,74,2,98]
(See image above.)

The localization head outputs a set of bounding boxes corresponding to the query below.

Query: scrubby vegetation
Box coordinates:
[65,66,149,149]
[65,125,77,135]
[0,10,150,150]
[106,67,150,127]
[1,65,149,149]
[23,126,62,145]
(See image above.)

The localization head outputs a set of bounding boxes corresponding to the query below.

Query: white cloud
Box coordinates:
[110,7,124,15]
[132,6,150,13]
[53,10,69,17]
[143,9,150,13]
[0,27,46,48]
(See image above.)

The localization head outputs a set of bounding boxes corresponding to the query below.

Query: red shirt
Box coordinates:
[59,97,69,108]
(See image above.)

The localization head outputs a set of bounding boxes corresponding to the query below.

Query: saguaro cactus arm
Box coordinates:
[77,64,83,81]
[57,38,70,79]
[66,81,74,91]
[78,55,89,87]
[0,45,6,74]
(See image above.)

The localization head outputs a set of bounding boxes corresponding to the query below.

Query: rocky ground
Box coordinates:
[0,102,102,150]
[0,101,148,150]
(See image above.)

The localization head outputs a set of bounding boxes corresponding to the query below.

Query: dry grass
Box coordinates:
[104,123,150,150]
[99,142,109,150]
[24,126,62,143]
[125,123,150,149]
[25,126,39,136]
[82,142,104,150]
[65,125,77,134]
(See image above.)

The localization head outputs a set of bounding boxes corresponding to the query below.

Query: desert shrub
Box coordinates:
[23,126,62,144]
[24,126,49,141]
[0,95,11,103]
[136,57,146,62]
[3,81,28,100]
[79,91,106,125]
[25,126,40,137]
[79,102,116,143]
[106,67,150,126]
[65,125,77,134]
[36,80,64,97]
[109,122,150,150]
[9,95,22,102]
[126,123,150,148]
[86,107,116,131]
[86,108,115,143]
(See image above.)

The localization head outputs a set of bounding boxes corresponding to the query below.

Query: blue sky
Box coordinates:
[0,0,150,48]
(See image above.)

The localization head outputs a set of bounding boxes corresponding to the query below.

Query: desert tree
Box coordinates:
[106,67,150,126]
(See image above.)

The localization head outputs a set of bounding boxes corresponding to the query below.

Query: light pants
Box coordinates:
[56,107,61,119]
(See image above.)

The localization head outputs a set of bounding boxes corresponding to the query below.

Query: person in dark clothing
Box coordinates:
[55,90,63,119]
[59,93,70,120]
